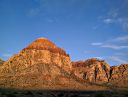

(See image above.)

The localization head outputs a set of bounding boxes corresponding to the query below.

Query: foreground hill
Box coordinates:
[0,38,127,90]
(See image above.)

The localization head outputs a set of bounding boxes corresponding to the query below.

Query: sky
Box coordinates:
[0,0,128,65]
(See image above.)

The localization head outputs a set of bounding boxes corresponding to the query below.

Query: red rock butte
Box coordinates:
[25,38,68,56]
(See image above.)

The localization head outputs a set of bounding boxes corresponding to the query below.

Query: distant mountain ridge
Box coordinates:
[0,38,127,90]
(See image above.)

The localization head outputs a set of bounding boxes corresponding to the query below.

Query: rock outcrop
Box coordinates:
[72,58,110,84]
[72,59,128,88]
[0,38,71,73]
[0,38,74,89]
[109,64,128,87]
[0,38,127,90]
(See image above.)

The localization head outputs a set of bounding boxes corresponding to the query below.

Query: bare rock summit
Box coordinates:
[0,38,74,89]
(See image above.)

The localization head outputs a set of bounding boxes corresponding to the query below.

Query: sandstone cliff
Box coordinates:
[109,64,128,87]
[72,58,110,84]
[72,59,128,88]
[0,38,71,74]
[0,38,75,89]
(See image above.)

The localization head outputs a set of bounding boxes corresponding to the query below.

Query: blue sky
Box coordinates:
[0,0,128,65]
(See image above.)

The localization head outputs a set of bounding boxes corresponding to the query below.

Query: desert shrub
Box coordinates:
[70,94,79,97]
[6,93,16,97]
[24,91,33,96]
[36,91,42,95]
[0,94,6,97]
[12,91,18,95]
[124,91,128,96]
[94,93,107,97]
[57,93,65,97]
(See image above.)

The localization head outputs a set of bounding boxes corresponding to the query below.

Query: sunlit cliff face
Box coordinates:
[25,38,68,56]
[0,38,127,89]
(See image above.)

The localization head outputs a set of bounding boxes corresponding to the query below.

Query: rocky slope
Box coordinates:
[72,58,110,84]
[0,38,127,90]
[0,38,76,89]
[0,38,72,73]
[109,64,128,87]
[72,59,128,88]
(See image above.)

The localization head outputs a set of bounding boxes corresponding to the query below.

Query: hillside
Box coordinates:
[0,38,127,90]
[72,58,128,88]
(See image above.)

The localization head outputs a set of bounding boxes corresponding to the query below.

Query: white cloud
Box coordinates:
[101,44,128,50]
[102,17,128,32]
[91,42,128,50]
[100,7,128,32]
[109,56,128,64]
[117,18,128,32]
[103,18,114,24]
[91,35,128,50]
[91,42,102,46]
[112,35,128,42]
[123,21,128,32]
[114,52,126,56]
[108,8,118,18]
